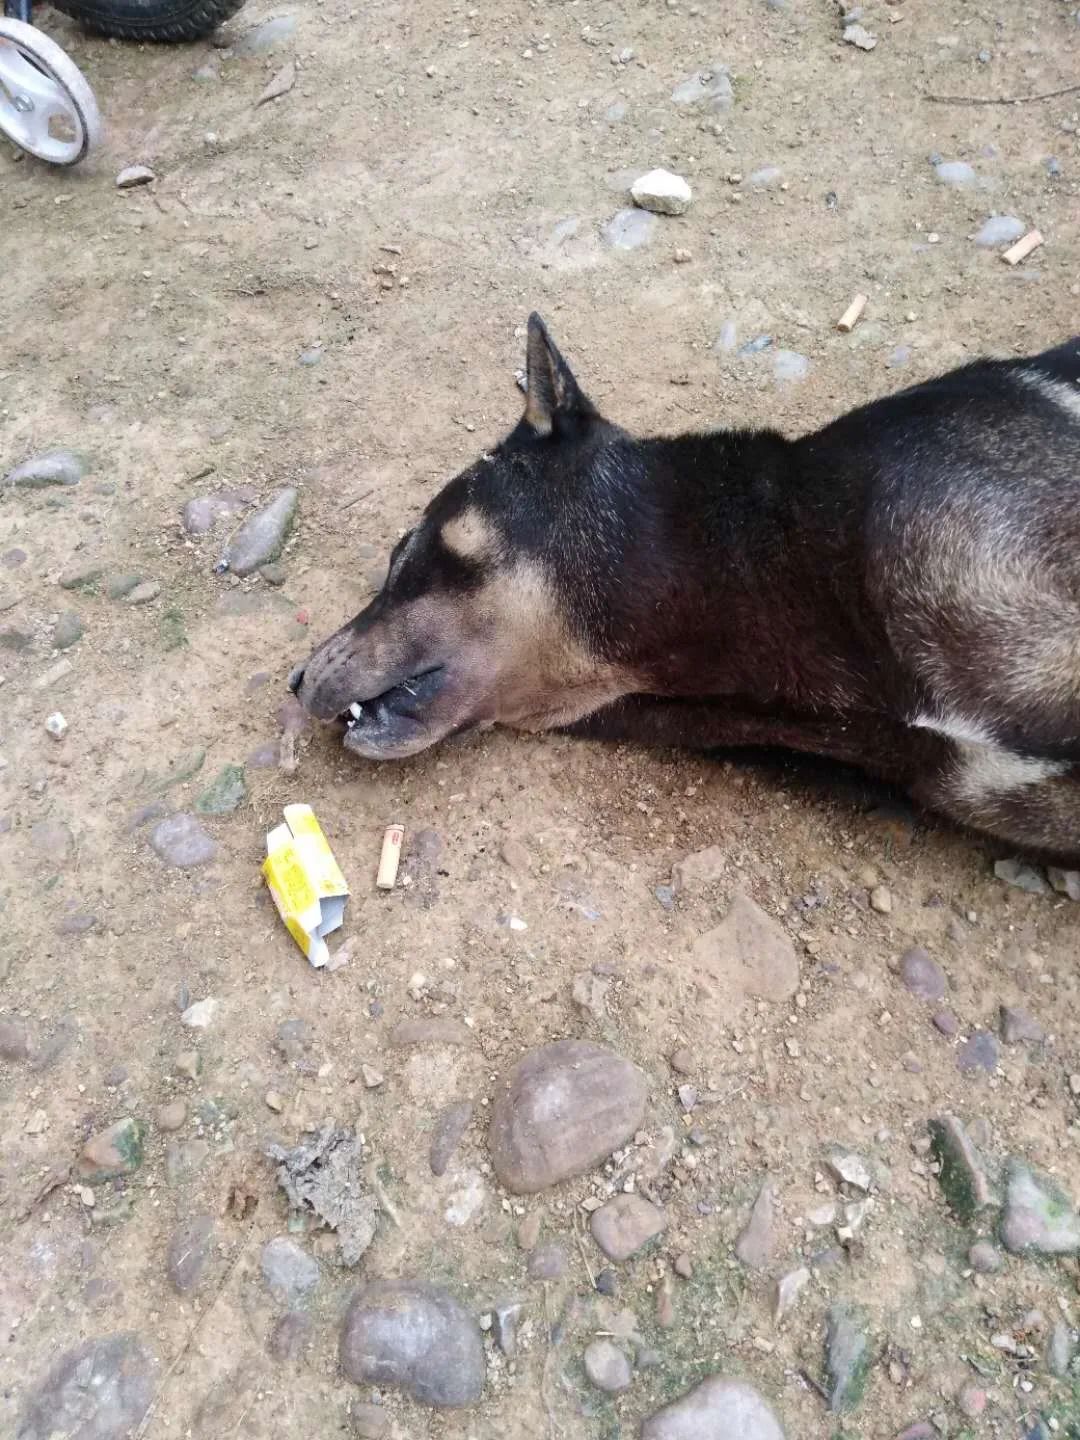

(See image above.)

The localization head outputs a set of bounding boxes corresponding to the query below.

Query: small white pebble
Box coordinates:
[45,712,68,740]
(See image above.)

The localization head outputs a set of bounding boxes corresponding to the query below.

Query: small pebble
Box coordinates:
[528,1242,569,1281]
[968,1240,1003,1273]
[899,947,946,1000]
[869,886,892,914]
[935,159,978,188]
[429,1100,473,1176]
[958,1384,986,1418]
[126,581,161,605]
[181,998,218,1029]
[260,1237,320,1302]
[156,1100,187,1131]
[603,208,657,250]
[175,1050,202,1081]
[973,215,1025,248]
[52,612,84,650]
[1000,1005,1046,1045]
[994,858,1049,894]
[631,169,692,216]
[595,1268,618,1296]
[747,165,783,189]
[591,1193,667,1261]
[957,1029,999,1074]
[116,164,156,188]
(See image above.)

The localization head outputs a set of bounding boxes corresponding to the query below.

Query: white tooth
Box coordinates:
[349,702,362,719]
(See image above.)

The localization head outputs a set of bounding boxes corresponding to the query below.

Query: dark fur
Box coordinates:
[292,318,1080,861]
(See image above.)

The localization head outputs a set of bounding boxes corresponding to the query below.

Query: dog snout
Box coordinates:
[288,663,305,695]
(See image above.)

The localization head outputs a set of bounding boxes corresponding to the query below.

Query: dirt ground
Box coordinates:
[2,0,1080,1436]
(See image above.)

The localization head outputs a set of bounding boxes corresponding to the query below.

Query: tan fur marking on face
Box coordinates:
[475,559,635,729]
[440,510,497,561]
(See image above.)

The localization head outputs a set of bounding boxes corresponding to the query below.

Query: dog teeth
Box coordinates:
[346,701,362,729]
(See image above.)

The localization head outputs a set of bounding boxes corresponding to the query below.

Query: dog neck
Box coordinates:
[582,428,886,714]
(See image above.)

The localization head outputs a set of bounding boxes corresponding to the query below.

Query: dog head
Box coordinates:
[289,314,647,759]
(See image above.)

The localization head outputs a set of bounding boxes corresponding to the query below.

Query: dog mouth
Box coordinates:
[338,666,450,757]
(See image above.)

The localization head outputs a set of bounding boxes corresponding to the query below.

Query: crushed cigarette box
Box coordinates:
[262,804,349,967]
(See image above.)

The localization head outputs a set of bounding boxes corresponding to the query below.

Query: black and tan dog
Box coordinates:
[290,316,1080,861]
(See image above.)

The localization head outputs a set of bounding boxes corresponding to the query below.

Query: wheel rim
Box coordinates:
[0,34,88,163]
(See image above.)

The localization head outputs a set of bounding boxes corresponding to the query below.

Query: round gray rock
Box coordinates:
[584,1339,633,1393]
[340,1280,484,1408]
[150,813,218,869]
[641,1376,786,1440]
[489,1039,647,1194]
[17,1334,156,1440]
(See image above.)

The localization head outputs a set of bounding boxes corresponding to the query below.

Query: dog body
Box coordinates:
[292,318,1080,860]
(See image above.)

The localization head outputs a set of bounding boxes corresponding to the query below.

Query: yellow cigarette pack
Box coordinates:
[262,804,349,967]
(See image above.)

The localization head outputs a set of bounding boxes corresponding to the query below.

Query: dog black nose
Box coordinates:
[288,664,305,695]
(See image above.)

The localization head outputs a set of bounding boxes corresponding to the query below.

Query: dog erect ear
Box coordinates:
[523,313,597,437]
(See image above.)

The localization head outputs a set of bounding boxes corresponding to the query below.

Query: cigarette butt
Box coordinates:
[376,823,404,890]
[1001,229,1043,266]
[836,294,868,333]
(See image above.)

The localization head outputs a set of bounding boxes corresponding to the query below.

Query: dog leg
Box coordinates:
[913,741,1080,862]
[564,694,937,785]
